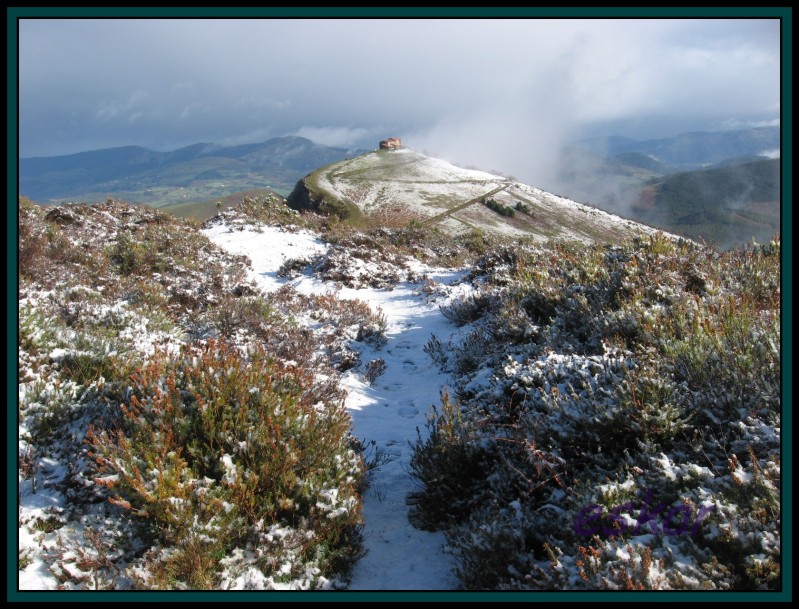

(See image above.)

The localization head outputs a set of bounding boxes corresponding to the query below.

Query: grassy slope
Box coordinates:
[160,188,287,221]
[297,150,669,245]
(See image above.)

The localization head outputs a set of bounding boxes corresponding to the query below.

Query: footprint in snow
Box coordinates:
[382,383,403,392]
[380,443,403,458]
[398,406,418,419]
[402,359,418,372]
[390,341,415,351]
[398,399,419,418]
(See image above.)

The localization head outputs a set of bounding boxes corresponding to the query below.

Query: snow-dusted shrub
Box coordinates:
[276,255,317,279]
[56,352,135,390]
[527,536,736,590]
[446,502,540,589]
[313,216,489,270]
[412,235,781,590]
[19,199,106,289]
[110,229,151,276]
[18,197,50,279]
[380,224,459,263]
[455,228,492,256]
[469,245,518,281]
[19,198,376,590]
[451,329,494,375]
[277,287,388,349]
[439,290,495,326]
[86,340,364,589]
[423,334,450,371]
[658,293,780,426]
[43,526,124,590]
[487,300,542,345]
[203,292,278,339]
[408,393,492,530]
[18,303,60,377]
[313,243,408,289]
[237,193,300,227]
[363,359,388,385]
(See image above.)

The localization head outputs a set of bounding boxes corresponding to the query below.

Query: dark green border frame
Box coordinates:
[7,5,792,603]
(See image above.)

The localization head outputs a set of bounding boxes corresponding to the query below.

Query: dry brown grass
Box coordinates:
[365,204,427,229]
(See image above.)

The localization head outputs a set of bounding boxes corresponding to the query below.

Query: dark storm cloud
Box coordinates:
[18,18,780,186]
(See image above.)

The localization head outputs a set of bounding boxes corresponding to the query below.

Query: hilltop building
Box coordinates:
[379,137,402,150]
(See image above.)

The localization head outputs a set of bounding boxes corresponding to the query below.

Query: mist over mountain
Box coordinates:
[569,126,779,169]
[549,127,780,248]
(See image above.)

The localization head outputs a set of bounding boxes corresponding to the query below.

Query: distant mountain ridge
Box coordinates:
[19,127,780,249]
[19,136,365,206]
[572,126,779,169]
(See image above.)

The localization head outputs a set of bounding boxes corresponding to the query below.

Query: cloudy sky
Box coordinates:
[17,16,781,186]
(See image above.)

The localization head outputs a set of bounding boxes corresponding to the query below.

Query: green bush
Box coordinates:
[58,353,133,388]
[86,340,364,588]
[482,198,515,218]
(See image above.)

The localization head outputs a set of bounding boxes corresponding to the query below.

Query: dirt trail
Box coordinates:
[421,181,512,226]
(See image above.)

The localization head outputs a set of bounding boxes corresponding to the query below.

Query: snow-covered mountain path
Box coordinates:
[339,285,460,590]
[204,223,461,590]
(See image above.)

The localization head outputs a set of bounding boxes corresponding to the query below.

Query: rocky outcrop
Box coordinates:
[286,178,318,213]
[286,178,362,221]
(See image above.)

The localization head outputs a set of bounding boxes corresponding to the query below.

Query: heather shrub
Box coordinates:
[237,193,301,226]
[18,197,49,279]
[18,198,374,590]
[86,340,364,588]
[439,290,495,326]
[407,393,491,530]
[412,235,781,590]
[204,292,278,339]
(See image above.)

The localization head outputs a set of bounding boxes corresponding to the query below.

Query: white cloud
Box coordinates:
[179,103,211,121]
[127,111,144,125]
[291,126,372,148]
[721,117,781,130]
[95,89,149,122]
[219,128,276,147]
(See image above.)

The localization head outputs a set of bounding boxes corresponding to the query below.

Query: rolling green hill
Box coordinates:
[632,158,780,248]
[19,136,363,208]
[553,128,780,248]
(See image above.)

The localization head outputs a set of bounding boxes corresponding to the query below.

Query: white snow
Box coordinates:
[202,223,328,293]
[205,223,461,590]
[220,454,238,484]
